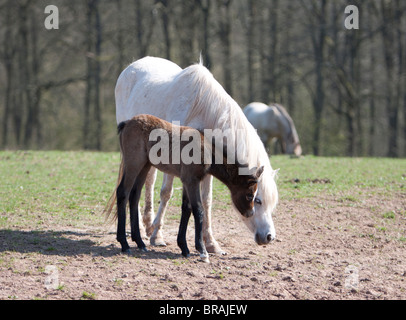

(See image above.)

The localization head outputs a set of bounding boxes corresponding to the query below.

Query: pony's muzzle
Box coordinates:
[255,232,275,245]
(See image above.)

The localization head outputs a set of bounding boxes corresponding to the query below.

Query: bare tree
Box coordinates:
[217,0,233,95]
[135,0,157,58]
[196,0,212,68]
[300,0,328,156]
[380,0,402,157]
[1,0,16,147]
[84,0,102,150]
[157,0,172,60]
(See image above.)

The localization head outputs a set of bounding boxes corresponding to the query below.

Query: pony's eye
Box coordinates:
[255,198,262,205]
[246,195,254,202]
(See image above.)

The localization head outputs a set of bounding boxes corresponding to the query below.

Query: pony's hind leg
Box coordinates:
[116,150,147,253]
[116,174,130,253]
[129,164,151,251]
[150,173,174,246]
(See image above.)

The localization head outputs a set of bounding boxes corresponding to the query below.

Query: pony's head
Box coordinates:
[229,166,264,218]
[231,166,278,245]
[284,139,302,157]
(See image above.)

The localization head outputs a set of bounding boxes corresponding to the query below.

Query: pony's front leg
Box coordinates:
[143,167,157,236]
[150,173,174,246]
[116,178,130,253]
[201,175,225,255]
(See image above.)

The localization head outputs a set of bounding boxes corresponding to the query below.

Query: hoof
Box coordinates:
[205,242,226,256]
[150,237,167,247]
[181,249,190,258]
[199,254,210,263]
[139,246,148,253]
[121,248,131,255]
[150,229,167,247]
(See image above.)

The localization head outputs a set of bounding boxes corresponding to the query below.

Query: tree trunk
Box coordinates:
[266,0,279,103]
[368,41,377,156]
[158,0,171,60]
[311,0,327,156]
[380,0,399,157]
[217,0,233,95]
[135,0,155,58]
[247,0,256,102]
[1,1,15,148]
[94,0,102,150]
[115,0,125,78]
[284,2,295,116]
[196,0,212,68]
[15,1,32,147]
[84,0,93,150]
[84,0,102,150]
[24,10,42,148]
[176,1,197,66]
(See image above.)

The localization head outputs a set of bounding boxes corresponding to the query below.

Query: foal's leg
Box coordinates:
[116,166,141,253]
[177,188,192,258]
[116,175,130,253]
[185,182,209,263]
[129,164,151,251]
[150,173,174,246]
[143,167,157,235]
[201,175,225,255]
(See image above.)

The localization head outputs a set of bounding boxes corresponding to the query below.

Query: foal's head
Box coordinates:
[229,166,264,218]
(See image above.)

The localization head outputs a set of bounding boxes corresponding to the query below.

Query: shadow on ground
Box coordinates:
[0,229,184,260]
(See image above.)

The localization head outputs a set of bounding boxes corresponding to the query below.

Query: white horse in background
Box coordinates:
[115,57,278,254]
[244,102,302,157]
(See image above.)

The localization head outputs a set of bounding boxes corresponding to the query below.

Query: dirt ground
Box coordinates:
[0,192,405,300]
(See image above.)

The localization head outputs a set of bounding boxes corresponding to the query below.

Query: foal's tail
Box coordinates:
[103,121,127,223]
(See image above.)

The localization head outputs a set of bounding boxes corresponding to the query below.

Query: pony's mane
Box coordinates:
[178,62,278,212]
[182,62,269,171]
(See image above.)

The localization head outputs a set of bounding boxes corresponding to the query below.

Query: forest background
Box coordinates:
[0,0,405,157]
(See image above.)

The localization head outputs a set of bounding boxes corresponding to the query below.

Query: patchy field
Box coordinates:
[0,151,405,300]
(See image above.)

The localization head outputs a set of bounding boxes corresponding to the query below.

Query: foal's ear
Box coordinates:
[246,166,264,186]
[247,177,258,187]
[255,166,264,179]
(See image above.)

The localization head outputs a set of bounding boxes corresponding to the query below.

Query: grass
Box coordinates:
[271,155,405,200]
[0,151,119,229]
[81,291,97,300]
[0,151,404,230]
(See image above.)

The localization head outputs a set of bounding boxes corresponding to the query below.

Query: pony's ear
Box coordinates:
[255,166,264,179]
[271,168,280,180]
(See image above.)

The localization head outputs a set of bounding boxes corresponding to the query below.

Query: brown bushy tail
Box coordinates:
[103,121,127,223]
[117,121,127,135]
